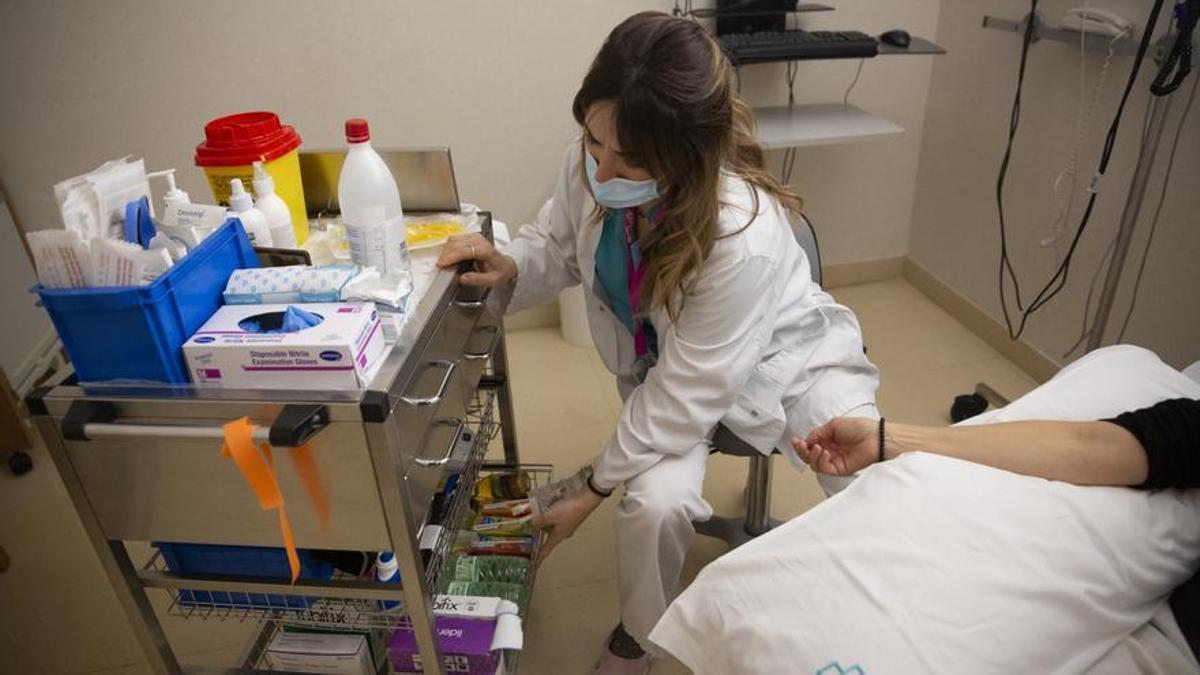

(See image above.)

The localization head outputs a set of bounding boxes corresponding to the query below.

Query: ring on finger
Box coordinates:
[470,244,477,259]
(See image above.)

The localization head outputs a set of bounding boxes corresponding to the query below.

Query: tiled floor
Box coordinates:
[0,278,1038,674]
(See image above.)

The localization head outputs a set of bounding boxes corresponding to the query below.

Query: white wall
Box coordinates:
[0,1,669,235]
[0,0,939,268]
[909,0,1200,369]
[729,1,941,265]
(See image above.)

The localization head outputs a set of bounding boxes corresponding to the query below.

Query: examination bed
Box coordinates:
[651,345,1200,674]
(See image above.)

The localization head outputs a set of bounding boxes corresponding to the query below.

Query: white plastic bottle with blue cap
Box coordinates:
[227,178,273,247]
[376,551,402,611]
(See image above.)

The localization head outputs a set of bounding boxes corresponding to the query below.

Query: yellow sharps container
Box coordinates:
[194,111,309,243]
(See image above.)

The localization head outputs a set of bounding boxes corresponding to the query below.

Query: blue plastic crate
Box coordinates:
[35,219,258,384]
[154,542,336,610]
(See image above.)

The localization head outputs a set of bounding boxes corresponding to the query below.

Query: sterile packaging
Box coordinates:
[164,202,229,229]
[375,305,408,343]
[54,156,152,241]
[468,537,534,558]
[90,238,172,287]
[265,632,373,675]
[183,302,386,390]
[479,500,532,518]
[280,625,388,675]
[27,230,94,289]
[388,595,522,675]
[341,266,412,310]
[472,515,534,538]
[222,265,359,305]
[159,203,229,250]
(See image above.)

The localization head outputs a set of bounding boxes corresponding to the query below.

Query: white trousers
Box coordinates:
[614,392,879,647]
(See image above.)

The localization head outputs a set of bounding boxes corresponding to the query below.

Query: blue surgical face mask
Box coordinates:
[585,150,659,209]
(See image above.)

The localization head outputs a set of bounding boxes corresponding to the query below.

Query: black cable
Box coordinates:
[1151,0,1198,95]
[1117,70,1198,341]
[995,0,1169,340]
[994,0,1041,334]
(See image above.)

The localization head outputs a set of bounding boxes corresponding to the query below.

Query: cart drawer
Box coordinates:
[59,419,393,550]
[394,361,471,529]
[457,306,502,399]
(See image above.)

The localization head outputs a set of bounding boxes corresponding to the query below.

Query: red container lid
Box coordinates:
[194,111,302,167]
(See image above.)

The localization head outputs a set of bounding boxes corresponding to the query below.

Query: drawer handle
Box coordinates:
[415,418,465,467]
[454,286,490,310]
[61,400,328,447]
[400,360,457,406]
[463,325,501,361]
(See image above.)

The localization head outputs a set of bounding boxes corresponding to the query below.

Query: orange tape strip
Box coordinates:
[221,418,299,583]
[290,444,331,528]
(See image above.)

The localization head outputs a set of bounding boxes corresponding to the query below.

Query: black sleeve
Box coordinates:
[1105,398,1200,490]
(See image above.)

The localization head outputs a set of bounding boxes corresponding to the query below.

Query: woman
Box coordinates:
[437,12,879,672]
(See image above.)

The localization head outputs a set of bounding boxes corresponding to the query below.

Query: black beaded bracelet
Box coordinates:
[878,417,887,463]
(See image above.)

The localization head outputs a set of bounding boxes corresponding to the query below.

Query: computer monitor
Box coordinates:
[715,0,792,35]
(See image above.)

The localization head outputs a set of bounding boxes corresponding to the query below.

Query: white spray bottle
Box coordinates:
[227,178,273,247]
[252,161,297,248]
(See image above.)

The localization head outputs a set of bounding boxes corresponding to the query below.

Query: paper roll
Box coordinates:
[490,600,524,652]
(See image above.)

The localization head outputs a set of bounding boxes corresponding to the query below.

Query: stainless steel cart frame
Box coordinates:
[27,214,526,674]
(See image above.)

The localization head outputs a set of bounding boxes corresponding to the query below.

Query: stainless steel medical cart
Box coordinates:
[27,214,544,674]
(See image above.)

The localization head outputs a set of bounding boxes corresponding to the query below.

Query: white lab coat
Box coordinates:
[497,143,879,645]
[499,143,879,489]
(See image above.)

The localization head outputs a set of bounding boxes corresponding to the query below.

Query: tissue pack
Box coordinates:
[223,265,359,305]
[183,303,386,390]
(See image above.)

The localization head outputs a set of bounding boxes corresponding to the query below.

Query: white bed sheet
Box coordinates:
[650,346,1200,674]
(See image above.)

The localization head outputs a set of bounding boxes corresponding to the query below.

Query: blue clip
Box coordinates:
[123,196,157,249]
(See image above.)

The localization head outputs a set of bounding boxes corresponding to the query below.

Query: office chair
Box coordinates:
[695,212,822,549]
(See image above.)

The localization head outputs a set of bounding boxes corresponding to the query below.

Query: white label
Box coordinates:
[343,210,388,270]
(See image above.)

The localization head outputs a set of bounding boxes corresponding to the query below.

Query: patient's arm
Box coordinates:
[793,398,1200,489]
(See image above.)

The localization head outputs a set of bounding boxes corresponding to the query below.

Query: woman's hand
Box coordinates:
[792,417,879,476]
[436,233,519,287]
[530,488,604,564]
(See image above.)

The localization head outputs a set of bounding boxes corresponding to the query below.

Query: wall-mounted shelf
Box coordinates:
[878,34,947,56]
[754,103,904,150]
[982,13,1141,55]
[686,3,834,19]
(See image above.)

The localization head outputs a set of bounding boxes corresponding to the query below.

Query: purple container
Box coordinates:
[388,616,500,674]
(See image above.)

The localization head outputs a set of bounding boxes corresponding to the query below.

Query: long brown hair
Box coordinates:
[572,11,802,320]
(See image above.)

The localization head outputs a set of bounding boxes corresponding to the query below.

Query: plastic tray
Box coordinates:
[155,542,335,610]
[36,219,258,384]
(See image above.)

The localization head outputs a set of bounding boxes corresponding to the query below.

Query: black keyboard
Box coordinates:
[719,30,879,63]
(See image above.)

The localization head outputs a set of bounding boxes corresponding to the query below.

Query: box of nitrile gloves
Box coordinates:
[182,302,385,389]
[387,595,504,674]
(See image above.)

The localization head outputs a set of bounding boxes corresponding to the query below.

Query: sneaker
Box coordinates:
[592,624,651,674]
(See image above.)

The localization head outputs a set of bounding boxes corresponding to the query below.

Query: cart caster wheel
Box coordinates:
[8,451,32,476]
[950,394,988,423]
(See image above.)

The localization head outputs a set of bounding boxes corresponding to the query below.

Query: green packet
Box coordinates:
[442,580,526,613]
[449,555,530,584]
